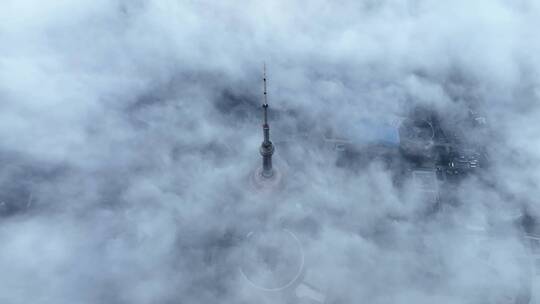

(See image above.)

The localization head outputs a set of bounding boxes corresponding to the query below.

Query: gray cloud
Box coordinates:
[0,0,539,303]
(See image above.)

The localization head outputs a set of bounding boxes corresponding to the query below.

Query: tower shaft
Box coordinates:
[260,65,274,178]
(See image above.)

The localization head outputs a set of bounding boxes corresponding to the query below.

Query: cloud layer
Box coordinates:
[1,0,539,303]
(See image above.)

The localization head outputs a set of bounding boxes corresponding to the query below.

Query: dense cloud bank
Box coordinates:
[1,0,540,303]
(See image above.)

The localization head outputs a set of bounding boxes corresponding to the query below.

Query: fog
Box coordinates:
[1,0,539,303]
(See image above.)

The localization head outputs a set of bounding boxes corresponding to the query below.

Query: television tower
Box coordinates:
[260,64,275,178]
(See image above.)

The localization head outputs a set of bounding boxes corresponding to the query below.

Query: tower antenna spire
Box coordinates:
[260,63,274,178]
[263,63,268,125]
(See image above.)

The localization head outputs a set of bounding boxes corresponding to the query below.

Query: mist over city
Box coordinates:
[1,1,540,303]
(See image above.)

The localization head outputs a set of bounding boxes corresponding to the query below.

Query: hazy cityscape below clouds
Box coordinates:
[1,0,540,303]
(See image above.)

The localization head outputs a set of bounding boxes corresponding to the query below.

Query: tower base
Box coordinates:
[250,167,283,191]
